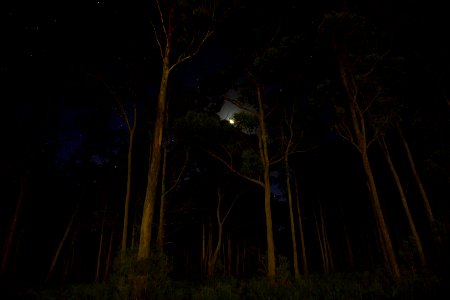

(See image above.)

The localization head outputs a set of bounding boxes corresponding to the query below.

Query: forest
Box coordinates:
[1,0,449,299]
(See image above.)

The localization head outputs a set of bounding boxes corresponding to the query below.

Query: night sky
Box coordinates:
[1,0,450,297]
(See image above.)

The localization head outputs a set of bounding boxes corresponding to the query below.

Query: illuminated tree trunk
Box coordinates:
[379,135,427,268]
[121,107,137,255]
[138,54,171,260]
[363,152,400,278]
[207,189,235,278]
[138,0,212,259]
[315,205,333,273]
[205,76,276,280]
[295,178,308,275]
[156,145,168,252]
[397,124,441,244]
[338,59,400,281]
[255,82,276,281]
[95,206,107,282]
[285,163,299,279]
[104,231,114,281]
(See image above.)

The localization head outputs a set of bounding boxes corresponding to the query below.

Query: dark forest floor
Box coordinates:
[2,270,449,300]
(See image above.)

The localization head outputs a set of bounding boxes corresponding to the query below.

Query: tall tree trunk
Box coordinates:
[397,125,440,242]
[104,231,114,281]
[295,177,308,275]
[255,82,276,281]
[62,230,77,282]
[138,0,212,260]
[46,206,78,283]
[206,75,276,280]
[1,175,26,275]
[314,208,328,273]
[121,107,137,255]
[156,145,168,252]
[227,235,232,276]
[362,153,400,279]
[340,207,354,270]
[338,59,400,281]
[207,207,223,278]
[235,243,240,277]
[138,55,171,260]
[379,135,427,268]
[201,223,206,273]
[315,205,333,273]
[285,163,300,279]
[95,207,107,282]
[207,190,234,278]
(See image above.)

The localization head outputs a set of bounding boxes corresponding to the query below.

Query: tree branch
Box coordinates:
[162,147,190,197]
[204,148,264,188]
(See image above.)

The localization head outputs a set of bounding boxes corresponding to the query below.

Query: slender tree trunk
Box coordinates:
[255,82,276,281]
[46,206,78,283]
[156,145,168,252]
[397,125,440,242]
[362,153,400,279]
[295,178,308,275]
[314,208,328,273]
[285,163,300,279]
[201,223,206,273]
[242,241,246,277]
[340,207,354,270]
[62,231,76,282]
[95,207,107,282]
[379,135,427,268]
[207,190,234,278]
[138,56,171,260]
[323,219,334,273]
[1,176,26,274]
[235,243,240,277]
[316,205,333,273]
[104,231,114,281]
[338,59,400,281]
[207,213,223,278]
[121,108,137,255]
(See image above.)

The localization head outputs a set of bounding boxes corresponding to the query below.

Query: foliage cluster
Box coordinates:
[24,269,448,300]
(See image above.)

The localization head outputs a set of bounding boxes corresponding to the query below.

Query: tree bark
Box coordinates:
[255,82,276,281]
[285,163,300,279]
[138,55,170,260]
[121,107,137,255]
[362,153,400,279]
[397,124,440,241]
[295,177,308,275]
[379,135,427,268]
[96,207,107,282]
[338,58,401,281]
[207,189,235,278]
[156,145,168,252]
[104,231,114,281]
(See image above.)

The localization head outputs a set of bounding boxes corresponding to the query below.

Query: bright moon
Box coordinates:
[229,119,235,124]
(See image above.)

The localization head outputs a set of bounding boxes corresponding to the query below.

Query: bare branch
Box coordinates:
[204,148,264,188]
[151,20,164,58]
[154,0,168,44]
[169,29,214,72]
[162,147,190,197]
[222,197,236,224]
[360,49,391,78]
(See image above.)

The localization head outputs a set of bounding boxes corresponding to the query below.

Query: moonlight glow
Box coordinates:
[229,119,235,124]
